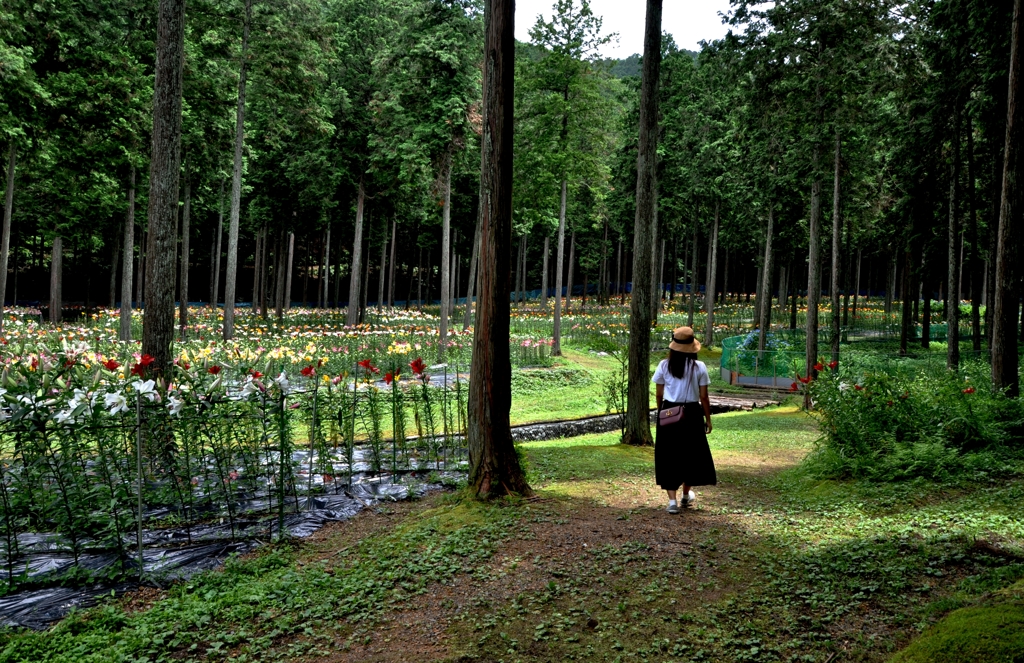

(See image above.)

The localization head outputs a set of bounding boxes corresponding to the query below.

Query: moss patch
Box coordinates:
[889,603,1024,663]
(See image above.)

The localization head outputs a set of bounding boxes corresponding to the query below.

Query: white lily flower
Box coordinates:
[104,392,129,415]
[167,395,184,416]
[54,409,75,425]
[132,379,159,402]
[240,378,260,399]
[274,372,291,395]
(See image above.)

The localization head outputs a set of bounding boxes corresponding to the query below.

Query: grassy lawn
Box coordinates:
[3,404,1022,662]
[509,346,756,426]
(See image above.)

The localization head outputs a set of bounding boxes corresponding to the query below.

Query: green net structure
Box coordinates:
[719,323,972,388]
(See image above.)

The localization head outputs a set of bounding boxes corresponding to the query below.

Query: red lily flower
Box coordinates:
[384,372,394,385]
[813,362,824,372]
[410,358,426,375]
[828,360,838,370]
[357,358,373,370]
[139,354,155,367]
[208,365,222,375]
[963,387,975,394]
[249,369,263,378]
[131,363,144,376]
[854,384,864,391]
[789,382,799,392]
[103,359,120,371]
[300,365,315,377]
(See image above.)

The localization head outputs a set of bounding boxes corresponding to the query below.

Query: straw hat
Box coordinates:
[669,326,701,353]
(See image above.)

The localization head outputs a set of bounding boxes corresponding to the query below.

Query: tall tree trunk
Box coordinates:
[377,231,387,310]
[778,263,788,329]
[274,231,286,320]
[948,108,962,370]
[467,0,529,497]
[993,0,1024,396]
[807,140,823,395]
[830,130,842,365]
[211,178,224,308]
[452,252,459,317]
[552,179,567,355]
[49,237,62,324]
[302,237,309,307]
[649,214,659,319]
[723,250,731,307]
[142,0,186,376]
[252,227,263,311]
[109,235,119,308]
[360,224,370,321]
[687,224,697,326]
[540,235,549,309]
[208,228,216,305]
[789,260,798,331]
[922,273,932,348]
[705,203,720,348]
[222,0,251,340]
[657,238,666,315]
[623,0,661,447]
[986,149,1000,347]
[439,161,451,356]
[259,227,269,319]
[602,218,610,303]
[885,253,895,316]
[566,231,576,315]
[758,205,774,353]
[520,235,528,304]
[120,167,136,341]
[416,246,423,310]
[0,144,15,331]
[842,214,852,326]
[284,230,294,312]
[514,236,524,303]
[323,225,331,308]
[967,116,982,354]
[610,237,618,305]
[852,248,861,329]
[331,228,341,309]
[387,219,396,307]
[899,248,913,356]
[346,181,366,325]
[178,175,191,338]
[463,216,481,329]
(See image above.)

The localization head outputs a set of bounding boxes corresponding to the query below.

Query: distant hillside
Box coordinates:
[600,49,700,79]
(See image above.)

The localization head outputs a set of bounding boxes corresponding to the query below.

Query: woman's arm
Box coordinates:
[656,383,664,410]
[699,385,712,434]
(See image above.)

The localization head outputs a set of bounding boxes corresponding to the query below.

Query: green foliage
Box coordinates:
[807,360,1024,481]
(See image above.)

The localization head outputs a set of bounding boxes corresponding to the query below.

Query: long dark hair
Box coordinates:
[666,349,697,379]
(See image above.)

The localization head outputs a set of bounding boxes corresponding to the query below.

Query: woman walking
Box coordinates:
[652,326,716,514]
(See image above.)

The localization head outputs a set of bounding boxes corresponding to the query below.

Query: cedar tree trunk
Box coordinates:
[467,0,530,498]
[142,0,185,375]
[222,0,251,340]
[993,0,1024,396]
[622,0,662,447]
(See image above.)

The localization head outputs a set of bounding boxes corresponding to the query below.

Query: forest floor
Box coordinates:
[3,404,1023,662]
[294,406,1024,663]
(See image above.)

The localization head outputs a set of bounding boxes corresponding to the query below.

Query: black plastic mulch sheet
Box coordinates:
[0,477,454,631]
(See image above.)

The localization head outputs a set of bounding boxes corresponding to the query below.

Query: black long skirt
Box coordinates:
[655,401,717,490]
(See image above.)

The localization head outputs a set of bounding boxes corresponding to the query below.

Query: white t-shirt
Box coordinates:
[652,359,710,404]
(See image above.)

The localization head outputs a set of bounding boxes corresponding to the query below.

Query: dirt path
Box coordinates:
[301,435,806,663]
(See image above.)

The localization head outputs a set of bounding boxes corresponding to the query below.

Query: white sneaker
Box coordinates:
[682,490,696,506]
